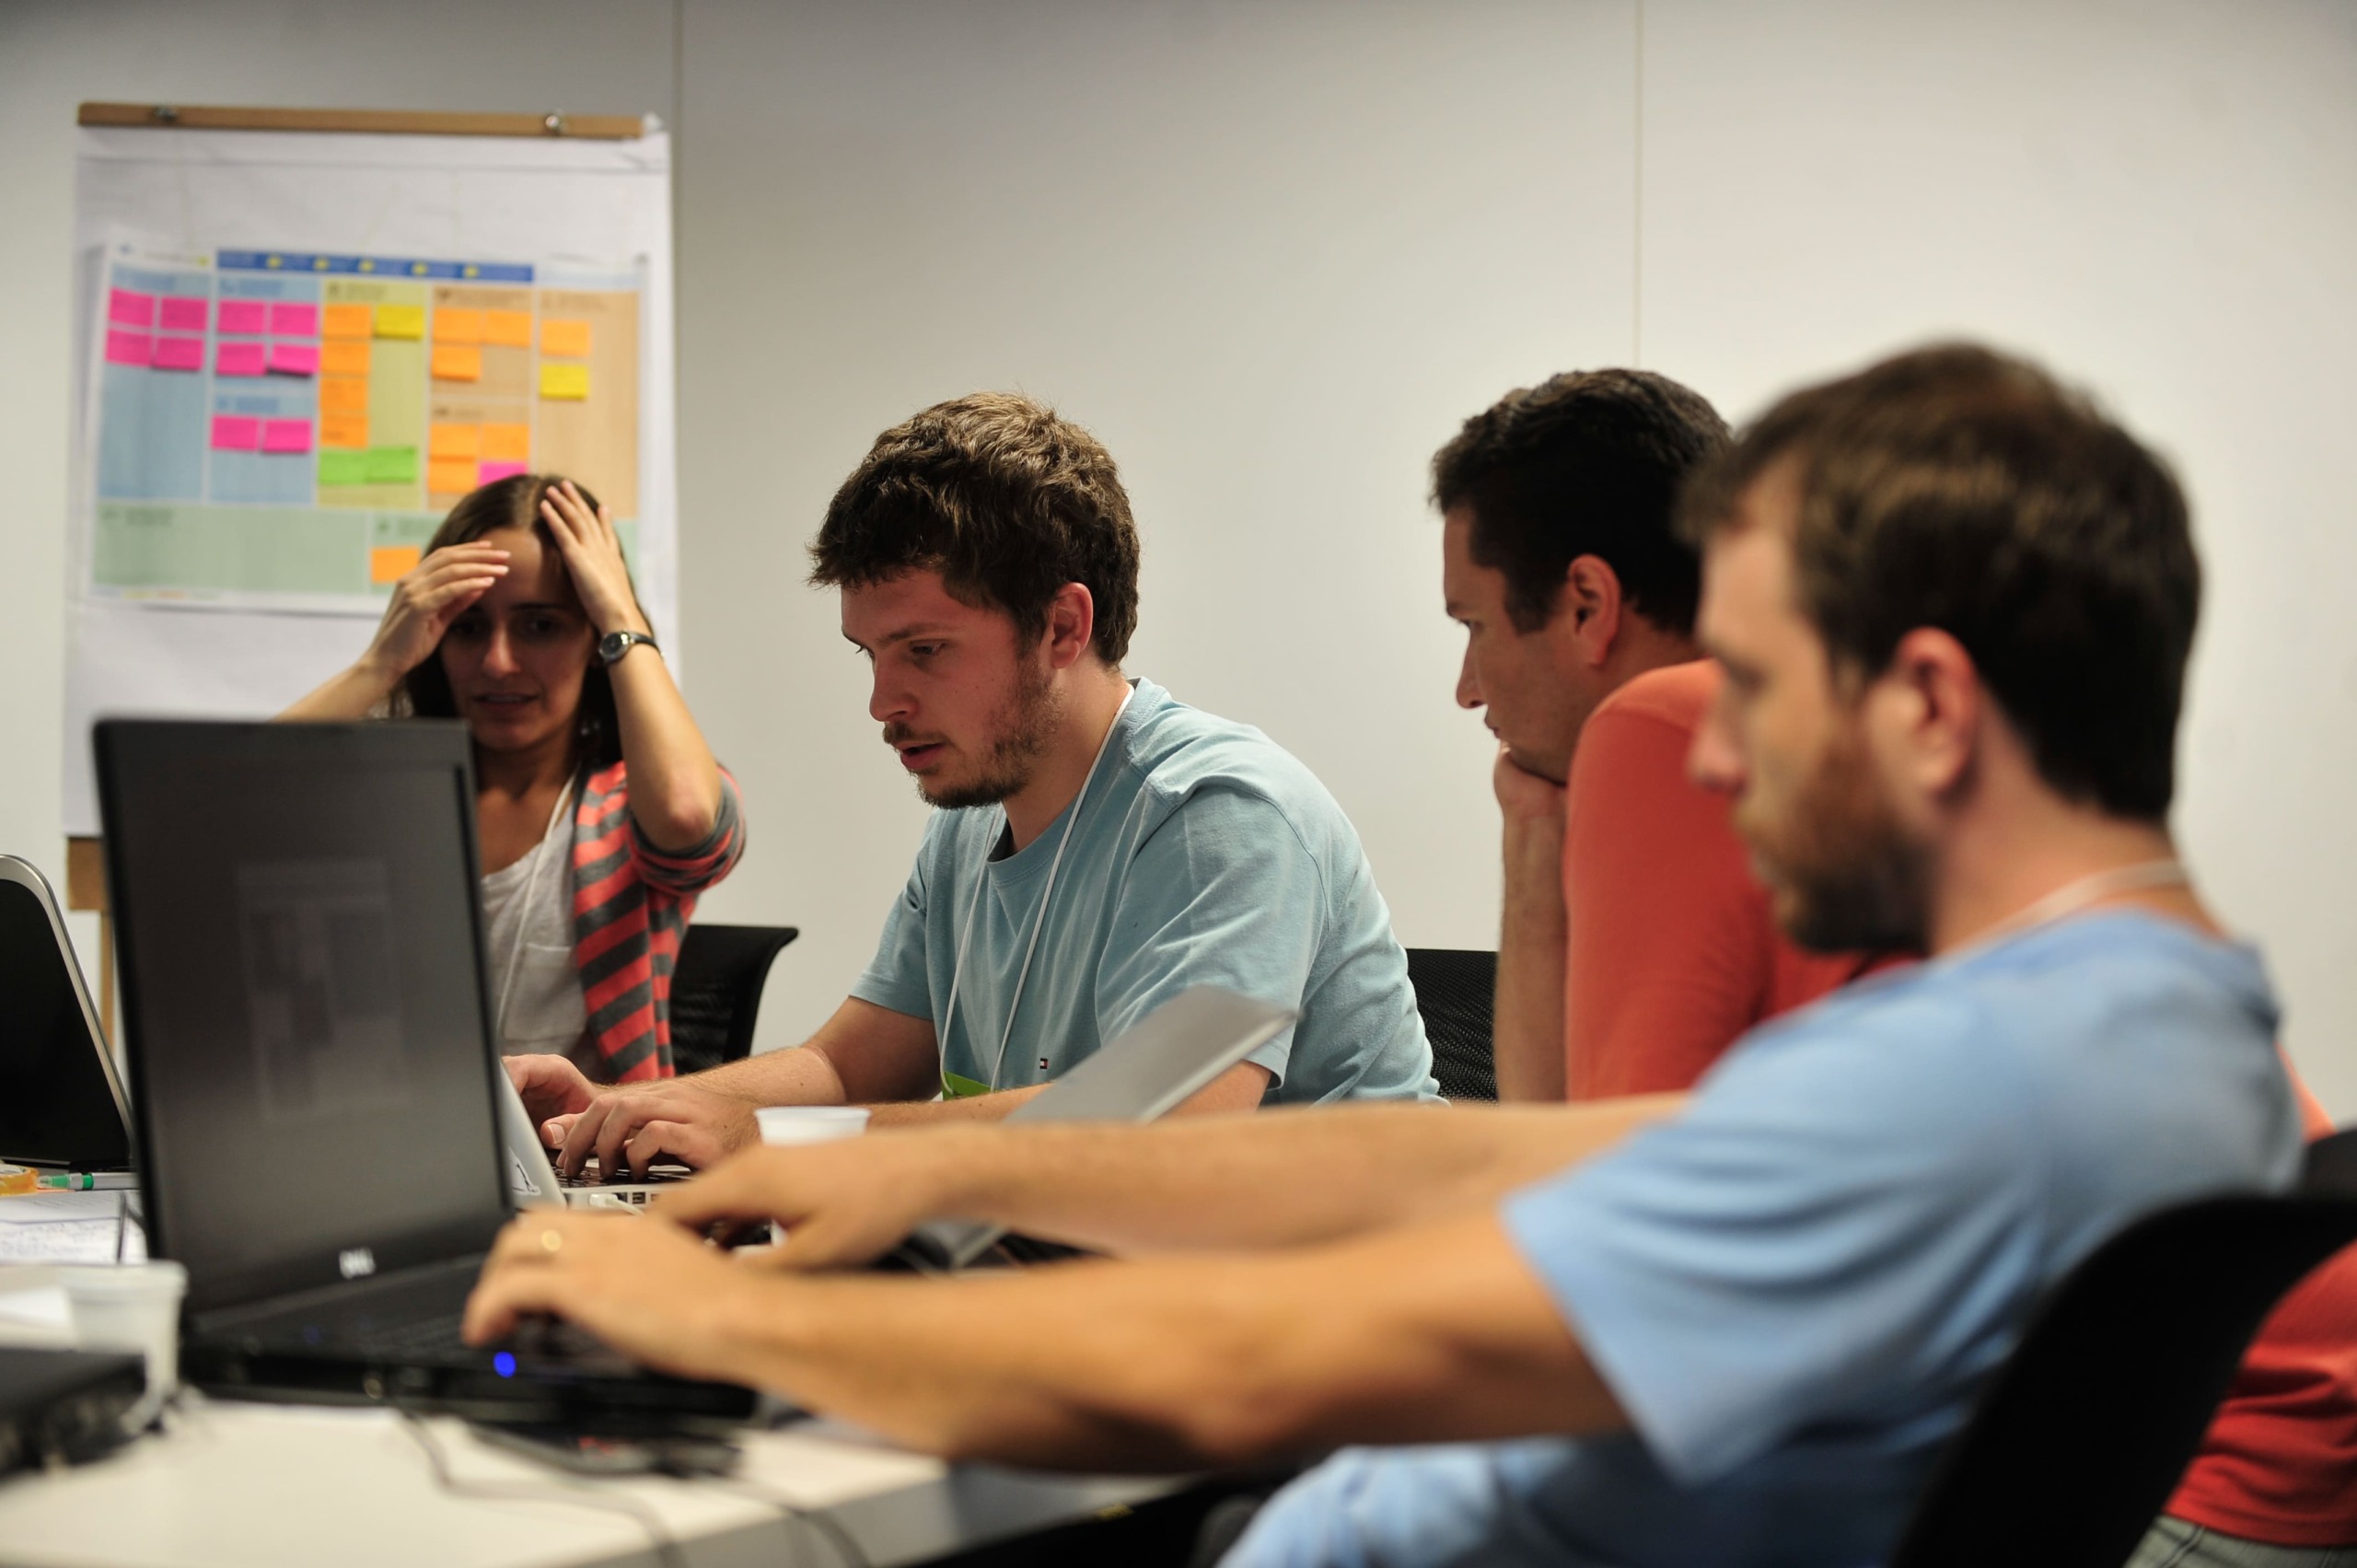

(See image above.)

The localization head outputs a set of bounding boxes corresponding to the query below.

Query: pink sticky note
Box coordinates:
[108,288,156,328]
[215,342,267,377]
[210,415,261,451]
[261,417,314,455]
[268,342,319,377]
[269,302,319,337]
[477,459,530,485]
[104,330,153,367]
[159,296,208,332]
[217,300,267,335]
[152,335,204,372]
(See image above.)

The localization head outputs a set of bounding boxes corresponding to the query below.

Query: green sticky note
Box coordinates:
[941,1070,993,1100]
[318,450,370,488]
[364,446,419,485]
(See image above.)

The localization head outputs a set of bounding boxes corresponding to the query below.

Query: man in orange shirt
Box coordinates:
[1439,369,2356,1563]
[1434,369,1882,1103]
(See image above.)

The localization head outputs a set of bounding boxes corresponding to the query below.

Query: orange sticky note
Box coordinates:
[433,308,485,344]
[481,423,530,461]
[428,423,481,459]
[369,546,421,584]
[321,339,371,377]
[540,319,591,357]
[321,411,369,449]
[484,309,532,348]
[431,344,482,382]
[539,362,589,401]
[323,303,374,340]
[427,457,478,495]
[321,377,370,413]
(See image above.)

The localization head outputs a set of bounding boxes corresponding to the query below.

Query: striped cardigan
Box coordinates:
[569,761,747,1081]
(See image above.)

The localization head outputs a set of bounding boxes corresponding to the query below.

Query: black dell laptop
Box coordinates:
[94,718,753,1427]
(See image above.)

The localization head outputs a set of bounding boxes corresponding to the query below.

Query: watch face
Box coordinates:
[598,632,631,664]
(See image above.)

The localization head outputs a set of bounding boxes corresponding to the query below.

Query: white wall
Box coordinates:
[2,0,2351,1112]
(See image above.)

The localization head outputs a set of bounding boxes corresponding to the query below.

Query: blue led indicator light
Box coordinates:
[493,1352,517,1378]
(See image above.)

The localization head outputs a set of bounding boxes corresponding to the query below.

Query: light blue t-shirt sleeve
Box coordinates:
[1094,783,1323,1089]
[849,842,935,1022]
[1502,990,2046,1486]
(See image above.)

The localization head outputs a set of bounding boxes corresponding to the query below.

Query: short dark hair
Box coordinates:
[399,472,627,770]
[1683,343,2199,821]
[1433,368,1729,635]
[808,393,1142,665]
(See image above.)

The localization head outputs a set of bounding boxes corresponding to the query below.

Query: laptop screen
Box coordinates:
[0,862,132,1169]
[97,721,510,1316]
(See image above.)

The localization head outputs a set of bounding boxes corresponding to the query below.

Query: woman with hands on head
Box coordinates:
[283,474,746,1098]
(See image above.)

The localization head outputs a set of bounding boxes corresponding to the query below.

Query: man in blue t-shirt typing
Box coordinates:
[506,391,1434,1173]
[469,345,2299,1567]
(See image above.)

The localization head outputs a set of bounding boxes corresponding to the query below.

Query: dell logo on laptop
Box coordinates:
[338,1247,377,1280]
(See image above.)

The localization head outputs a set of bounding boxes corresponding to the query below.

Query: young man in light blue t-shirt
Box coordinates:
[505,392,1434,1174]
[470,346,2300,1568]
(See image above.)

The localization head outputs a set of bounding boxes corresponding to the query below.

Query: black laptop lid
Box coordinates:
[0,857,133,1169]
[95,720,510,1317]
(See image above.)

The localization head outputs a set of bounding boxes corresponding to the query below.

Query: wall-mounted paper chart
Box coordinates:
[64,119,675,836]
[87,244,644,610]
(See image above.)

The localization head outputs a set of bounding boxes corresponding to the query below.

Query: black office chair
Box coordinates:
[1888,1126,2357,1568]
[665,923,798,1077]
[1402,947,1497,1102]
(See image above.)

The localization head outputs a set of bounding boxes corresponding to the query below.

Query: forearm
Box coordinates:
[692,1045,854,1105]
[921,1096,1677,1254]
[1492,811,1569,1102]
[278,657,400,722]
[606,646,724,851]
[703,1212,1621,1469]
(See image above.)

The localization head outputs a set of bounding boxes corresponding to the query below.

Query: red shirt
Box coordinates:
[1562,659,2357,1545]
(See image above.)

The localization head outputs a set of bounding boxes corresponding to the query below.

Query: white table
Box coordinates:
[0,1395,1174,1566]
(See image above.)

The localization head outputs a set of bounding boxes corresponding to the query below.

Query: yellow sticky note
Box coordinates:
[323,303,374,340]
[433,308,485,345]
[482,423,530,462]
[431,343,482,382]
[484,309,532,348]
[539,362,590,401]
[374,304,426,341]
[321,411,369,449]
[321,377,370,413]
[321,339,371,377]
[427,457,479,495]
[369,546,421,584]
[428,423,481,459]
[540,319,592,357]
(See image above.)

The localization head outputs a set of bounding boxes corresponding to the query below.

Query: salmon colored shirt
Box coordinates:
[1562,657,2357,1545]
[1562,660,1883,1100]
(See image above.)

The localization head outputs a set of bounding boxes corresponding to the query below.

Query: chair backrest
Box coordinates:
[667,923,798,1078]
[1402,947,1496,1101]
[1888,1177,2357,1568]
[2305,1125,2357,1197]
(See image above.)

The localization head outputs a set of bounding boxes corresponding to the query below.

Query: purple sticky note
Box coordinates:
[268,342,319,377]
[152,335,204,372]
[108,288,156,328]
[269,302,319,337]
[217,300,267,335]
[159,296,208,332]
[210,415,261,451]
[104,330,154,367]
[216,342,267,377]
[477,460,530,486]
[261,417,314,455]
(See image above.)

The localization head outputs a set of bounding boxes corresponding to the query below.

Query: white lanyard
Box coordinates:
[491,774,577,1044]
[941,687,1133,1093]
[1952,857,2191,961]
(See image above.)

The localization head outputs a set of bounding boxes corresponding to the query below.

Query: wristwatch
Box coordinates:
[598,629,660,666]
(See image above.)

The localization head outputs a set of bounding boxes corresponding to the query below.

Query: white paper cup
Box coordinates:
[755,1106,871,1146]
[58,1260,186,1429]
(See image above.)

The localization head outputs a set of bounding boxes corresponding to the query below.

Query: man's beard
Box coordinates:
[916,658,1061,811]
[1746,717,1931,955]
